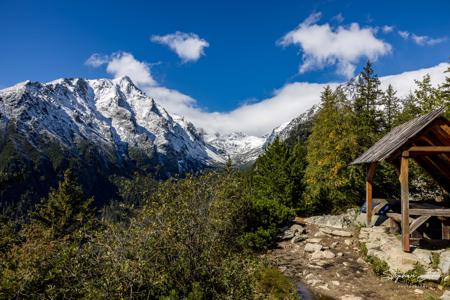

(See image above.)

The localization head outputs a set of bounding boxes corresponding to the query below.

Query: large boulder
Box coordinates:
[305,208,358,229]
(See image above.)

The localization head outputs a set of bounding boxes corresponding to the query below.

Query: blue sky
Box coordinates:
[1,0,449,135]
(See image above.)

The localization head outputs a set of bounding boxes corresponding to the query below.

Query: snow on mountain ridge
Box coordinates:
[0,76,305,170]
[0,77,226,175]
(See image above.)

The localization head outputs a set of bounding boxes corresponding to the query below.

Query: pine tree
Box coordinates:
[381,84,401,131]
[305,86,363,212]
[353,61,382,139]
[414,74,444,113]
[438,65,450,117]
[31,169,94,238]
[252,138,294,208]
[441,65,450,100]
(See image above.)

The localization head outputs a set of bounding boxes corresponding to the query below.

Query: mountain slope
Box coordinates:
[0,77,231,212]
[0,77,225,175]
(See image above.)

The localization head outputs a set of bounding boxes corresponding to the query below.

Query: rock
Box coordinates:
[317,284,329,290]
[414,289,423,294]
[337,252,343,257]
[331,280,340,286]
[331,241,338,248]
[357,257,365,264]
[320,228,353,237]
[279,231,295,240]
[291,234,308,243]
[413,248,431,265]
[306,279,321,286]
[293,216,306,225]
[306,238,322,243]
[279,224,305,240]
[291,224,305,234]
[305,243,323,253]
[441,290,450,300]
[439,250,450,274]
[341,295,363,300]
[344,239,352,246]
[307,264,323,269]
[305,208,358,229]
[314,231,327,237]
[311,250,335,260]
[419,271,442,282]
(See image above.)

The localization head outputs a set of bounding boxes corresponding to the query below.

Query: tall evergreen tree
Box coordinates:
[252,138,295,208]
[414,74,444,113]
[305,86,363,212]
[437,65,450,117]
[31,169,94,238]
[353,61,383,147]
[381,84,401,131]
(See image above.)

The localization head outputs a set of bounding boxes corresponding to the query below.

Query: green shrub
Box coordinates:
[255,266,300,300]
[367,255,390,276]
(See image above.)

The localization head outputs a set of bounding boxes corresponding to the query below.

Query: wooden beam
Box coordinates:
[408,146,450,156]
[409,215,430,233]
[409,209,450,217]
[400,152,410,252]
[366,162,377,227]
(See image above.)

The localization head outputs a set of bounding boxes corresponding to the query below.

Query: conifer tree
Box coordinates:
[31,169,94,238]
[305,86,363,212]
[441,65,450,100]
[381,84,401,131]
[353,61,383,147]
[414,74,443,113]
[252,138,294,208]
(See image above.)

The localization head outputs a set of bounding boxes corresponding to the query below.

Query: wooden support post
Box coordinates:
[366,162,377,227]
[400,151,410,252]
[442,219,450,240]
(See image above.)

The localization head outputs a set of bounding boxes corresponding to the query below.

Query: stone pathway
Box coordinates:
[264,223,444,299]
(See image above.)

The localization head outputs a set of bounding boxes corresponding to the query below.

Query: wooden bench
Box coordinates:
[387,203,450,240]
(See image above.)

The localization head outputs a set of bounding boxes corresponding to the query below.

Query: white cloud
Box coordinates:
[380,62,448,97]
[278,12,391,78]
[106,52,157,86]
[85,53,109,67]
[151,31,209,62]
[398,30,447,46]
[382,25,394,33]
[86,52,157,86]
[86,53,448,136]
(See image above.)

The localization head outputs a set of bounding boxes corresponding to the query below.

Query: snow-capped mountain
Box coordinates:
[0,76,226,178]
[264,105,317,147]
[0,76,316,178]
[206,132,266,165]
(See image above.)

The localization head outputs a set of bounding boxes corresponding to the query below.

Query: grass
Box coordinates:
[392,263,426,285]
[358,242,390,276]
[431,252,440,269]
[366,255,390,276]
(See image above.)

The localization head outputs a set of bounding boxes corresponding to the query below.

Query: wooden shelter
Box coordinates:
[352,108,450,252]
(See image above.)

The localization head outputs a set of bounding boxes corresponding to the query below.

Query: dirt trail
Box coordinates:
[263,224,442,300]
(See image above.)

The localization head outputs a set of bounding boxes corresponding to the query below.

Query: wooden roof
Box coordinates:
[352,108,450,192]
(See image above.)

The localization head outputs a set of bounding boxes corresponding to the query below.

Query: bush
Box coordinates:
[255,266,299,300]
